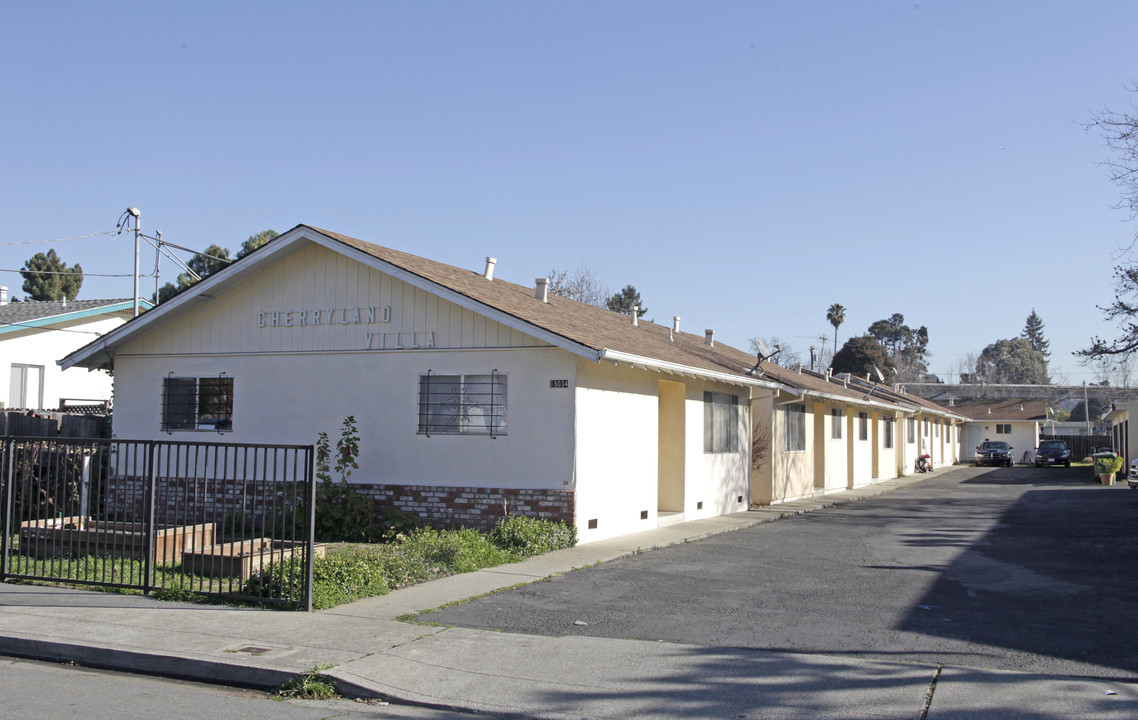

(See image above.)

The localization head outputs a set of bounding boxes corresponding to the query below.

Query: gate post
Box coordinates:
[1,438,12,582]
[143,441,158,594]
[304,445,315,612]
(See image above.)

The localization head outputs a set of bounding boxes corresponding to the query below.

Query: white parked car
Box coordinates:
[1129,458,1138,490]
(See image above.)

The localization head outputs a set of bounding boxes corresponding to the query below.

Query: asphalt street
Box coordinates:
[422,465,1138,680]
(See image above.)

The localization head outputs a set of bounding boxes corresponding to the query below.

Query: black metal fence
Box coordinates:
[0,437,315,610]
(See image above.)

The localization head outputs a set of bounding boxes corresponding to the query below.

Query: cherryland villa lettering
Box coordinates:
[257,305,435,350]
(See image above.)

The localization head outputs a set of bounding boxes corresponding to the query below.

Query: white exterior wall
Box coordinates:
[1,314,124,410]
[769,398,814,503]
[963,420,1037,464]
[112,347,578,491]
[816,402,847,493]
[574,360,751,543]
[874,412,901,480]
[848,409,874,488]
[902,416,920,474]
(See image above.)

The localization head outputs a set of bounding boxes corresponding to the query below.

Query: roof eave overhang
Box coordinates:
[597,349,782,392]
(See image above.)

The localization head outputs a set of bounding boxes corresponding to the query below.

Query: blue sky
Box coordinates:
[3,1,1137,382]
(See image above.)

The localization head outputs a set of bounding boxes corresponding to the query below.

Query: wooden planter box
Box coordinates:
[17,516,215,564]
[180,538,324,580]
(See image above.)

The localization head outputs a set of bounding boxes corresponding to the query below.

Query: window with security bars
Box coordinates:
[703,391,739,453]
[162,375,233,432]
[418,372,507,436]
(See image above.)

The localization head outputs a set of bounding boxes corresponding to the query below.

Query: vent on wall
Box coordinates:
[696,501,703,510]
[587,518,598,529]
[640,510,648,520]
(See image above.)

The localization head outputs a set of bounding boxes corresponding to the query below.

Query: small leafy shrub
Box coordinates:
[246,553,390,609]
[277,665,338,700]
[488,515,577,556]
[400,527,519,574]
[314,485,423,543]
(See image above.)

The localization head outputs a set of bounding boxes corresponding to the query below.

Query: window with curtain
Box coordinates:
[784,403,806,452]
[703,391,740,453]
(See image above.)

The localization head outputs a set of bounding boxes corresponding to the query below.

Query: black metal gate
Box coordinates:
[0,437,315,610]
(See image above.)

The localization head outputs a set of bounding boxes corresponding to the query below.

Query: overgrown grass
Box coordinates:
[6,516,578,611]
[247,516,577,609]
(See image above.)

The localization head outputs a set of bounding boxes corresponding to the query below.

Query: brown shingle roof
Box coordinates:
[938,397,1047,421]
[313,226,772,383]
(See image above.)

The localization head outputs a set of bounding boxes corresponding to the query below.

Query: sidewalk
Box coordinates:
[1,467,1135,719]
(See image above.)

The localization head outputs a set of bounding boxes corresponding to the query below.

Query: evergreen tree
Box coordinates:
[20,249,83,301]
[831,336,894,378]
[1021,309,1051,358]
[605,285,647,317]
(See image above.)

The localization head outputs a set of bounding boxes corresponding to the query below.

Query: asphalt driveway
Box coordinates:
[421,466,1138,679]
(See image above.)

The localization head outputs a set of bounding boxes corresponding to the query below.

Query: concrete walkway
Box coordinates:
[1,467,1135,719]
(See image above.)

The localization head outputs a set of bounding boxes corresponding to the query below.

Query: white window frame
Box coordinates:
[418,371,508,437]
[9,363,44,410]
[995,423,1011,435]
[162,375,234,433]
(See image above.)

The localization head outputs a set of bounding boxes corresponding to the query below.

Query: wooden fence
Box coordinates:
[0,411,110,439]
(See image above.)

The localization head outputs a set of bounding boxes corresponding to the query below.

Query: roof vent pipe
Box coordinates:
[535,278,549,302]
[631,306,639,326]
[704,329,715,347]
[673,316,681,333]
[484,257,497,281]
[0,286,7,305]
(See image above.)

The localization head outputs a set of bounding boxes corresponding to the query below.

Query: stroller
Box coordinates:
[915,454,933,473]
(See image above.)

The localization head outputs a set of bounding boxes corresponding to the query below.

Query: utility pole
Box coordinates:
[1084,380,1091,436]
[123,207,141,317]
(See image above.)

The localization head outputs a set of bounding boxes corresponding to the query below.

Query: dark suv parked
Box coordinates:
[1034,440,1071,468]
[976,441,1013,467]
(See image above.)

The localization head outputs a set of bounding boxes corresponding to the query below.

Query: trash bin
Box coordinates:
[1093,451,1120,484]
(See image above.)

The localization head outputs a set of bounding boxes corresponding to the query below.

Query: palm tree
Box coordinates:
[826,303,846,356]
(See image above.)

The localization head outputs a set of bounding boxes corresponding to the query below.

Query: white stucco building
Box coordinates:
[63,226,800,543]
[0,289,147,411]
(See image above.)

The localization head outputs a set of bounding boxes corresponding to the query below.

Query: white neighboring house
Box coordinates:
[942,398,1046,463]
[0,287,150,411]
[1105,401,1138,467]
[61,225,788,544]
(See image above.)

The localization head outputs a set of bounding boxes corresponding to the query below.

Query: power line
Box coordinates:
[0,230,116,246]
[0,268,156,278]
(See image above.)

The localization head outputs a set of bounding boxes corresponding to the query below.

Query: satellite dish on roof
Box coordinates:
[754,338,773,359]
[747,339,782,376]
[872,365,886,383]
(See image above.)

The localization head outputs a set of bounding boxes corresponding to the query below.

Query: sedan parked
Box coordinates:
[1035,440,1071,468]
[976,441,1014,467]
